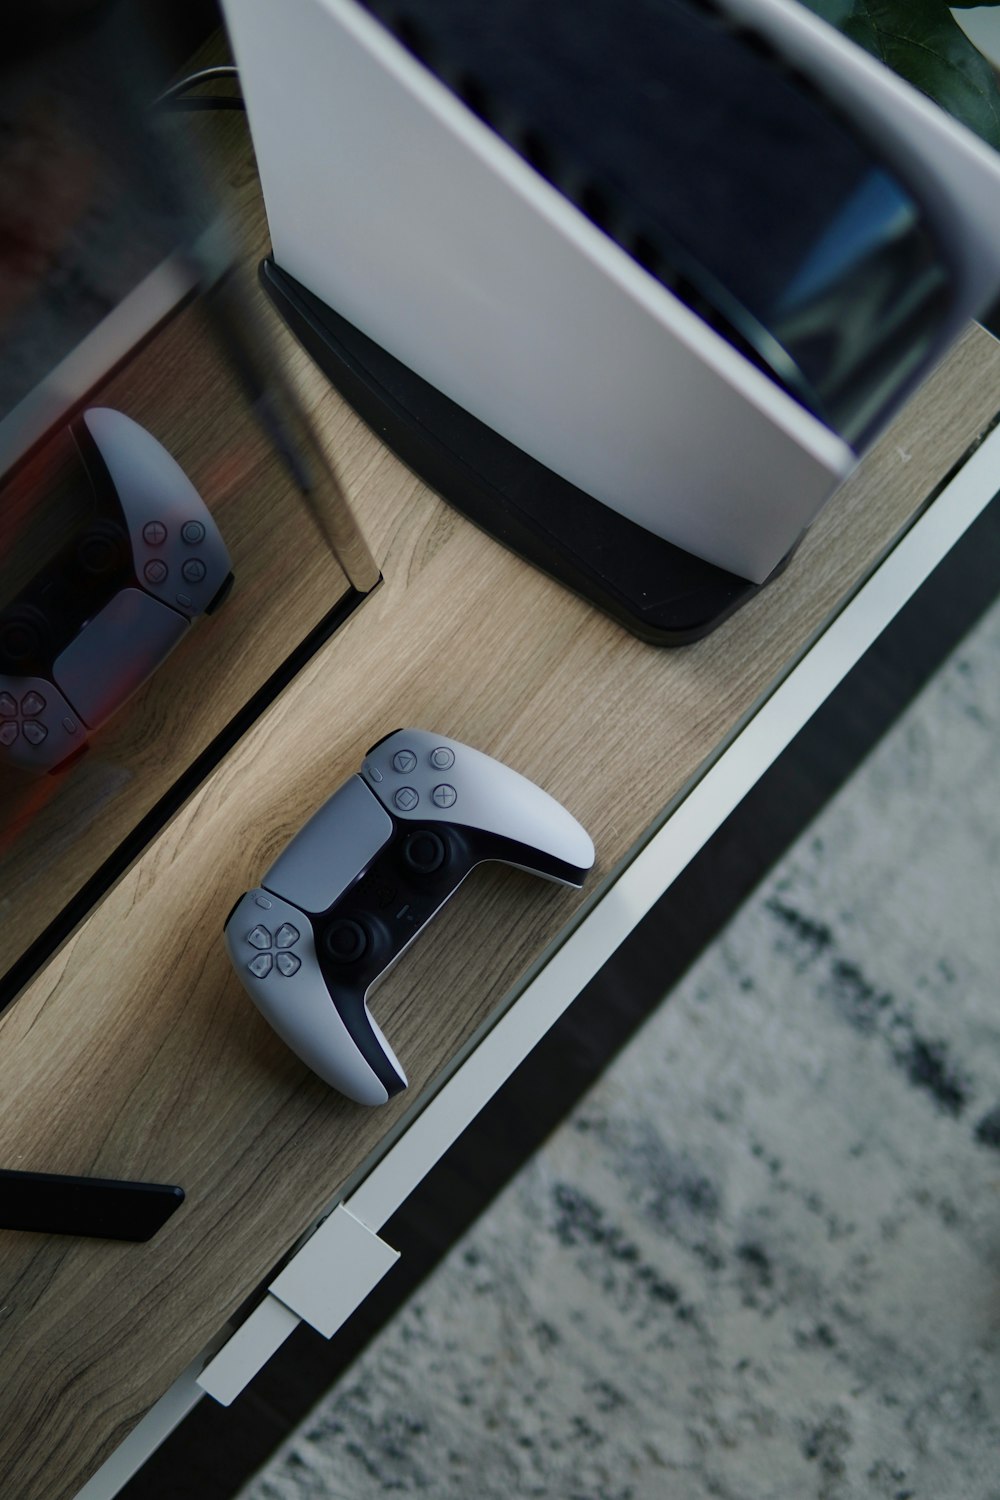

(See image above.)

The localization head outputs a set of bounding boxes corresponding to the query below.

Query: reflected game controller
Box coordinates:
[225,729,595,1105]
[0,408,233,772]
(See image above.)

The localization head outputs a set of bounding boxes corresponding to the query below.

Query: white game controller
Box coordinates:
[225,728,595,1104]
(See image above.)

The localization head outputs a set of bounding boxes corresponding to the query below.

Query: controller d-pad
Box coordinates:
[247,925,271,949]
[402,828,446,875]
[0,694,16,717]
[324,918,368,964]
[21,691,45,716]
[276,952,300,976]
[22,721,47,745]
[248,952,273,978]
[275,923,299,949]
[0,723,17,746]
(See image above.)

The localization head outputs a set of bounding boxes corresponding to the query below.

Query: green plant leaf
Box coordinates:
[800,0,1000,148]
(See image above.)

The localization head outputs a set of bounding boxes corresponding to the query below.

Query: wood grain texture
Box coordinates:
[2,95,1000,1500]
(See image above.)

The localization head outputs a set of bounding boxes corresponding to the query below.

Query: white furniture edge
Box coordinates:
[78,417,1000,1494]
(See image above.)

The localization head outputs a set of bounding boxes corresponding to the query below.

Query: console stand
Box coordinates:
[260,258,782,646]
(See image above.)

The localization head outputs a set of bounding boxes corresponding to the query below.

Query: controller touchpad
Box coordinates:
[52,588,188,728]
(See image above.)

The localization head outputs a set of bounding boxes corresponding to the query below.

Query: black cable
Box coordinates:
[155,63,244,110]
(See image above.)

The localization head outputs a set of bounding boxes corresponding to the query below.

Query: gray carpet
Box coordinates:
[238,594,1000,1500]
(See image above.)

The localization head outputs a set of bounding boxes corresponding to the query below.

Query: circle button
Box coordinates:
[394,787,419,812]
[144,560,168,585]
[432,784,457,809]
[143,522,167,546]
[392,749,417,773]
[182,559,206,584]
[429,747,455,770]
[181,521,206,545]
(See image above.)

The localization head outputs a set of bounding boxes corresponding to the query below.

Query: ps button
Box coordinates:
[182,559,206,584]
[394,787,419,811]
[429,746,455,770]
[276,952,300,977]
[0,694,17,717]
[143,522,167,546]
[392,749,417,773]
[254,895,273,909]
[247,925,271,950]
[275,923,299,949]
[22,721,47,745]
[432,784,457,808]
[248,952,273,978]
[144,560,168,585]
[21,691,45,716]
[181,521,206,545]
[0,723,18,746]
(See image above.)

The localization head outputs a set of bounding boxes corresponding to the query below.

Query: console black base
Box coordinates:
[260,258,778,646]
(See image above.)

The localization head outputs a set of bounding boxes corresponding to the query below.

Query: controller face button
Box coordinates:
[324,918,368,964]
[0,723,18,746]
[432,783,457,808]
[275,923,299,949]
[392,749,417,773]
[429,746,455,770]
[144,560,169,585]
[247,925,272,950]
[394,787,419,811]
[182,559,207,584]
[276,952,300,976]
[402,829,446,875]
[0,694,16,717]
[248,952,273,978]
[143,522,168,546]
[22,721,47,745]
[181,521,206,545]
[21,691,45,716]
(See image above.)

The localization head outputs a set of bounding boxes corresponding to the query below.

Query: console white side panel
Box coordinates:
[222,0,854,583]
